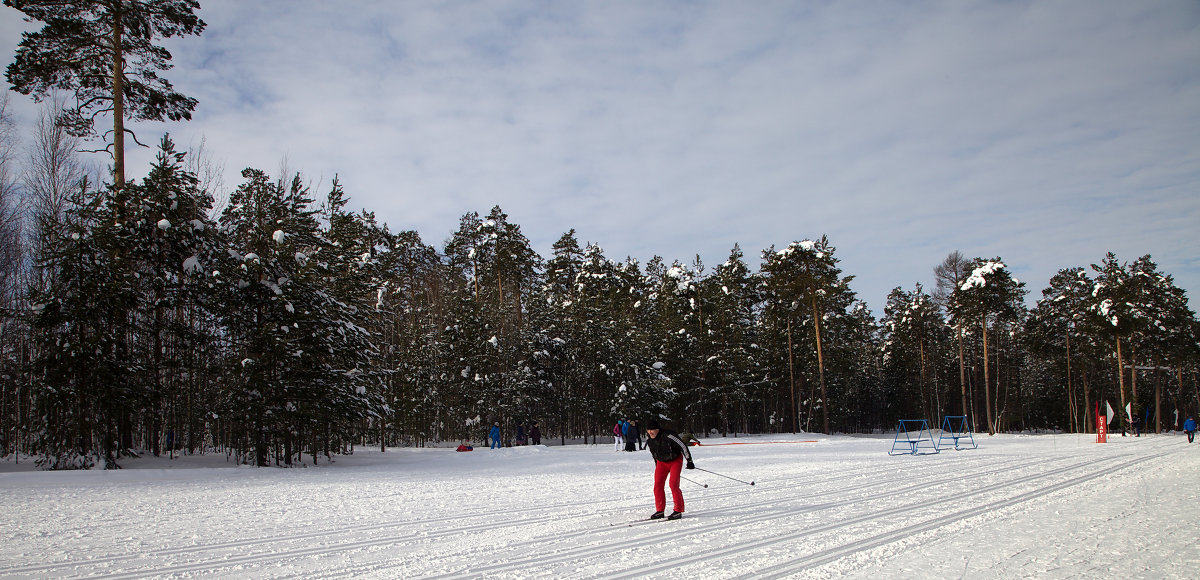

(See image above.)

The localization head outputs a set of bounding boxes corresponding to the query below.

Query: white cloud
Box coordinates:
[2,0,1197,311]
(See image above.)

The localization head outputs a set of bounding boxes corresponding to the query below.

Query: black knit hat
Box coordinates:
[645,419,661,430]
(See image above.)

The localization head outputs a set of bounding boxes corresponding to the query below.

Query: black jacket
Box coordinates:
[646,428,693,464]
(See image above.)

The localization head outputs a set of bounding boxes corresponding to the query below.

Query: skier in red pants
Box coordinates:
[644,419,695,520]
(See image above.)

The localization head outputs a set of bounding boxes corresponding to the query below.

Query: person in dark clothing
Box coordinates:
[1184,416,1196,443]
[529,421,541,445]
[644,419,694,520]
[625,420,641,452]
[515,422,527,446]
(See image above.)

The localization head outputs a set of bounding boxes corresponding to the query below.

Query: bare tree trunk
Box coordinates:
[1192,365,1200,417]
[111,7,126,190]
[982,314,994,435]
[957,322,969,429]
[1066,331,1076,433]
[1181,367,1192,428]
[1082,366,1092,433]
[1116,337,1127,434]
[811,296,829,435]
[787,319,797,434]
[1155,367,1162,434]
[920,340,931,425]
[1129,342,1138,420]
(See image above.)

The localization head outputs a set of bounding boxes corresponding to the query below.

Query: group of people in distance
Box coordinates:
[456,420,543,452]
[613,418,645,452]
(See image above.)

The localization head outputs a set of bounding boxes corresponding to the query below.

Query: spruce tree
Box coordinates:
[882,285,944,426]
[30,176,131,468]
[701,245,762,435]
[112,135,219,457]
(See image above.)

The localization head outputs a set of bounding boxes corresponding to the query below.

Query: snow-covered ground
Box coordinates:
[1,432,1195,579]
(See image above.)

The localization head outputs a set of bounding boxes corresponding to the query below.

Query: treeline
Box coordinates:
[0,131,1197,468]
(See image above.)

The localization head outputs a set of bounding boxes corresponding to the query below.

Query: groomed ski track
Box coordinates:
[0,434,1194,579]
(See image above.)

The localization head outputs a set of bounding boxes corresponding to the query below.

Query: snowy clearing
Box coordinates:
[1,433,1196,579]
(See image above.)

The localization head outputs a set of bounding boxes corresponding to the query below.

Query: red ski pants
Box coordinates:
[653,456,685,513]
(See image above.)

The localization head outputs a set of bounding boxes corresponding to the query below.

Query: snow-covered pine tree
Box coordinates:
[307,178,388,458]
[1026,267,1096,432]
[1146,272,1199,432]
[759,236,851,434]
[111,135,220,458]
[370,226,444,446]
[218,169,382,465]
[29,176,131,468]
[1090,252,1136,434]
[882,285,946,427]
[641,256,705,429]
[1114,255,1194,433]
[950,258,1026,435]
[700,245,762,436]
[530,230,587,442]
[590,248,661,431]
[441,207,542,442]
[217,168,306,465]
[828,298,882,432]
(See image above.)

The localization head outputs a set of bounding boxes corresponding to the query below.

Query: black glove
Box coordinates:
[686,460,695,470]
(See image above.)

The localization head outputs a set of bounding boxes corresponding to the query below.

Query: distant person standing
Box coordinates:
[613,420,625,451]
[490,422,502,450]
[515,422,527,446]
[1184,416,1196,443]
[644,419,694,520]
[530,421,542,445]
[625,420,641,452]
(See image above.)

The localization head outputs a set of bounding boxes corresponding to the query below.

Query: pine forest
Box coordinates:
[0,1,1196,469]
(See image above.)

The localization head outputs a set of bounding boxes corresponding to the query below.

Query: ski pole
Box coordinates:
[695,467,755,486]
[680,475,708,488]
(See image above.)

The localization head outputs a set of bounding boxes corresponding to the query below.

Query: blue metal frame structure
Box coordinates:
[889,419,939,455]
[937,415,978,451]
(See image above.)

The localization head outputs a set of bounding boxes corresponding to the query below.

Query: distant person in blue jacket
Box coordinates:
[1184,416,1196,443]
[490,422,502,449]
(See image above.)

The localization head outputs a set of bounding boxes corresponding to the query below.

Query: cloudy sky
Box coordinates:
[3,0,1198,313]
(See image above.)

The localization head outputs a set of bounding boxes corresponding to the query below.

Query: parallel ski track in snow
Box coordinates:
[0,451,1030,578]
[400,450,1159,579]
[613,449,1170,580]
[749,451,1167,579]
[282,455,1055,578]
[4,447,1169,579]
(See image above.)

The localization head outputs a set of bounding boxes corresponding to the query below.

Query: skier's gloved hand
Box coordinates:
[686,460,695,470]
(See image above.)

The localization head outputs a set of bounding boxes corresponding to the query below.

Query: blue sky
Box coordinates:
[3,0,1198,313]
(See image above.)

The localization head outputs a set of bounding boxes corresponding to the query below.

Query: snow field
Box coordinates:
[0,433,1196,579]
